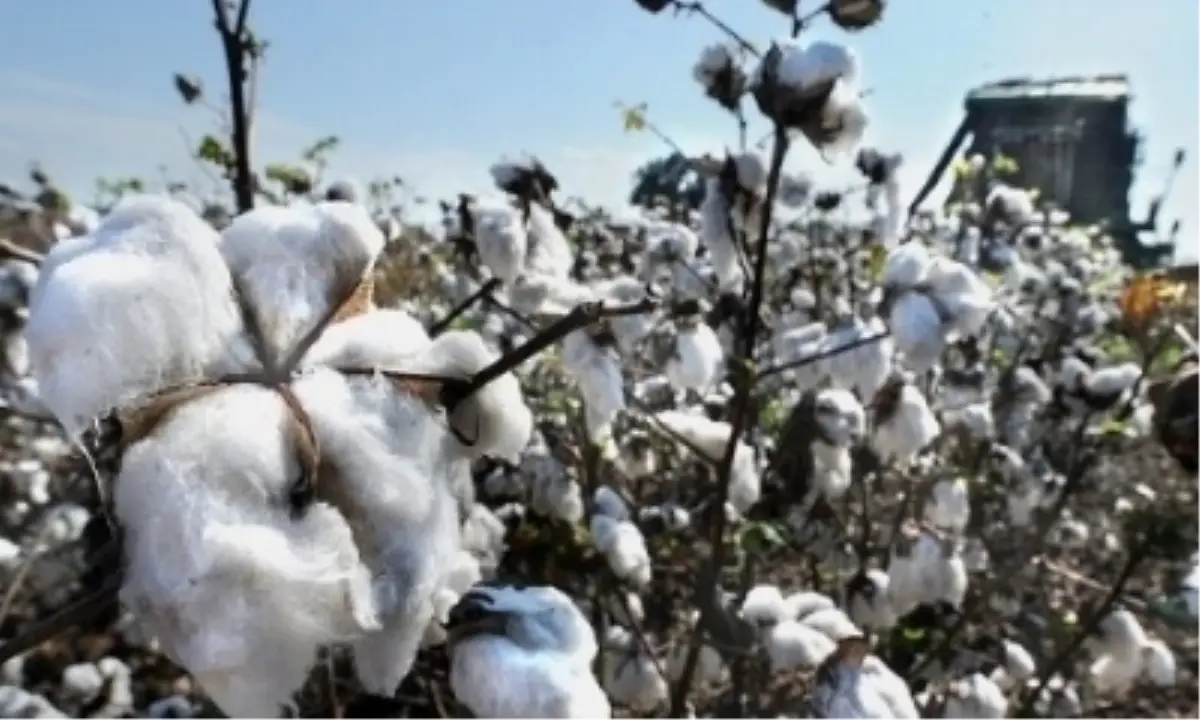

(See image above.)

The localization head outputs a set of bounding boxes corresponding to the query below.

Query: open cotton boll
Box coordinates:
[218,200,385,358]
[446,584,610,718]
[595,277,656,353]
[1084,362,1141,400]
[846,570,897,630]
[943,402,993,440]
[666,321,724,394]
[812,643,920,719]
[773,322,832,392]
[1001,640,1036,685]
[740,584,789,627]
[666,641,728,686]
[0,686,66,719]
[699,182,746,293]
[881,241,933,290]
[601,643,668,712]
[800,607,863,642]
[1141,638,1177,686]
[776,40,859,91]
[472,203,529,284]
[590,514,651,588]
[25,194,254,435]
[873,382,940,464]
[562,331,625,443]
[593,485,631,521]
[461,505,508,576]
[783,591,836,620]
[924,477,970,532]
[402,330,533,463]
[653,410,760,512]
[114,384,381,718]
[943,673,1007,718]
[826,317,894,405]
[692,42,737,86]
[294,367,469,694]
[818,81,870,158]
[766,620,837,672]
[525,204,574,279]
[888,292,945,373]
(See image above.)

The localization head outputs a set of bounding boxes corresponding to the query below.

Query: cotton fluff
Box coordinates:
[25,195,254,434]
[825,315,894,404]
[698,182,746,293]
[594,277,656,353]
[113,384,381,718]
[218,200,385,359]
[846,569,897,630]
[809,389,867,500]
[810,642,919,719]
[887,530,966,615]
[924,477,970,532]
[1087,608,1152,696]
[772,320,831,392]
[562,331,625,443]
[768,41,867,156]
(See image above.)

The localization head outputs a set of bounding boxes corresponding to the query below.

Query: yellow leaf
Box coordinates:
[867,242,887,282]
[622,103,648,133]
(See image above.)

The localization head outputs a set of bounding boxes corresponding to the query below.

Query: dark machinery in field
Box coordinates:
[909,74,1185,269]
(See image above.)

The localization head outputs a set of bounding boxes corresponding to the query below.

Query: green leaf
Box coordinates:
[900,627,926,642]
[264,163,313,195]
[196,134,234,170]
[301,135,340,163]
[1099,418,1128,436]
[739,521,787,555]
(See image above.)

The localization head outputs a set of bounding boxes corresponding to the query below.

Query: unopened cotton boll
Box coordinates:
[25,195,255,434]
[218,200,385,357]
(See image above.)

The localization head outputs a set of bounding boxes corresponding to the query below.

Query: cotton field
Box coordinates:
[0,0,1197,718]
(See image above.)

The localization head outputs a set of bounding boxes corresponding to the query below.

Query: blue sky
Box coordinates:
[0,0,1195,258]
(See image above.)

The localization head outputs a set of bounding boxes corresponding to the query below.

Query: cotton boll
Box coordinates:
[592,485,631,521]
[219,200,385,357]
[406,330,534,463]
[943,673,1007,718]
[471,202,529,283]
[776,40,859,91]
[1088,653,1142,696]
[818,80,870,158]
[666,321,724,394]
[509,273,596,317]
[1141,638,1176,686]
[872,381,940,464]
[562,331,625,444]
[294,368,474,695]
[765,620,837,672]
[26,195,255,434]
[699,182,745,293]
[60,662,105,705]
[609,592,645,628]
[1094,608,1147,656]
[525,204,575,279]
[924,537,969,607]
[666,641,728,686]
[811,642,920,719]
[943,402,993,439]
[114,384,382,717]
[827,317,894,404]
[783,591,836,620]
[601,645,668,712]
[740,584,789,628]
[888,292,945,373]
[0,686,67,719]
[881,241,933,289]
[847,570,897,630]
[446,584,610,718]
[460,506,507,576]
[924,477,970,532]
[799,607,863,642]
[1001,640,1036,685]
[590,515,651,588]
[1084,362,1141,403]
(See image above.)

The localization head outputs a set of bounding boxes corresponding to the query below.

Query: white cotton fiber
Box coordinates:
[293,367,465,695]
[25,194,255,434]
[303,308,432,368]
[113,384,380,719]
[219,201,385,359]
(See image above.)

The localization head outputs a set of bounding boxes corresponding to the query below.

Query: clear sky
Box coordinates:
[0,0,1195,259]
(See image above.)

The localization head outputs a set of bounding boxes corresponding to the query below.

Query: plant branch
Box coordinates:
[212,0,256,213]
